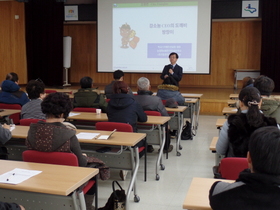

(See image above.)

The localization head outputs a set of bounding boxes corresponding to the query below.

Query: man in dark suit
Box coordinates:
[160,52,183,84]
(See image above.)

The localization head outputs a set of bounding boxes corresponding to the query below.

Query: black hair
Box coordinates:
[6,72,19,82]
[249,126,280,175]
[162,76,178,86]
[113,70,124,80]
[26,80,45,99]
[254,75,274,96]
[169,52,179,59]
[239,87,263,127]
[41,92,72,119]
[80,76,93,89]
[242,77,254,89]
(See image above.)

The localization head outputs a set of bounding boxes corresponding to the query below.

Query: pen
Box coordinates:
[6,173,15,181]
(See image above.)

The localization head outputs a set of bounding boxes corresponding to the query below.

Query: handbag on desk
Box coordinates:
[98,181,126,210]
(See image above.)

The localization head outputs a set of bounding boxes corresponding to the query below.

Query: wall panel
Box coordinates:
[0,1,27,84]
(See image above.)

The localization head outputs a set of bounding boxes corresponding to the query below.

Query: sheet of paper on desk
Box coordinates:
[97,135,110,140]
[76,132,100,139]
[0,168,42,184]
[69,112,81,117]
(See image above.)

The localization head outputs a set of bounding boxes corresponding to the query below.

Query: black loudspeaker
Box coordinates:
[16,0,29,2]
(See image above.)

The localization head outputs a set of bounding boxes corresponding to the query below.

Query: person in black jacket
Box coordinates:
[107,81,147,133]
[0,201,25,210]
[160,52,183,85]
[209,126,280,210]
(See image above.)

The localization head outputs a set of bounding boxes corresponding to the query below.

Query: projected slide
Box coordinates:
[112,2,197,72]
[98,0,211,74]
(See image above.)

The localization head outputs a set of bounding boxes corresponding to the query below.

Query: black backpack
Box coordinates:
[181,121,193,140]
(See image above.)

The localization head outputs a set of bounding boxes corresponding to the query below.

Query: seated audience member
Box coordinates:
[156,76,185,105]
[21,80,46,119]
[0,72,29,106]
[26,92,97,210]
[242,76,254,89]
[105,70,133,99]
[107,81,147,133]
[254,75,280,123]
[0,201,25,210]
[209,126,280,210]
[0,124,12,144]
[217,87,277,157]
[134,77,173,153]
[73,76,107,113]
[107,81,147,180]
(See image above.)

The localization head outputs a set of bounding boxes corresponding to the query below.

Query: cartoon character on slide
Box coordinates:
[119,23,140,49]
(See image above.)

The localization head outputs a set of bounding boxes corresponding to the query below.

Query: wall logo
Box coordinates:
[244,4,257,14]
[242,1,259,17]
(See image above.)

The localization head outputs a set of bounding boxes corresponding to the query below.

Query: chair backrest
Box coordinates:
[219,157,248,180]
[0,103,21,124]
[45,90,57,94]
[73,107,97,113]
[19,119,45,126]
[96,122,133,132]
[22,150,79,166]
[144,111,161,116]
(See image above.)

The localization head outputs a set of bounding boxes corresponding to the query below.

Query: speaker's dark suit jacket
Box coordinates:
[160,64,183,84]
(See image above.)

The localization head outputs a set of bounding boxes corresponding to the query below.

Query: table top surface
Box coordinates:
[12,126,146,147]
[68,112,170,125]
[185,98,199,103]
[222,107,238,114]
[183,177,234,210]
[216,118,227,127]
[181,93,203,98]
[227,99,236,104]
[165,106,187,112]
[209,137,218,151]
[0,160,98,196]
[229,94,239,99]
[0,109,21,117]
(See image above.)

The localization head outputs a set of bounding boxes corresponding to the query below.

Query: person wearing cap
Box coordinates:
[216,87,277,157]
[254,75,280,124]
[134,77,173,153]
[160,52,183,85]
[210,126,280,209]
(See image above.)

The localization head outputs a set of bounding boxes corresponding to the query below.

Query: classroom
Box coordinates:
[1,0,280,209]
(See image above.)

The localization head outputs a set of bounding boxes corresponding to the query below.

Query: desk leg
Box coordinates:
[156,124,166,181]
[126,147,140,208]
[195,99,201,130]
[176,112,183,156]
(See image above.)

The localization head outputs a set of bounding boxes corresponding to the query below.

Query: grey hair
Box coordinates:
[137,77,150,90]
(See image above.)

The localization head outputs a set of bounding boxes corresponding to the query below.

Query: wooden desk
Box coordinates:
[222,107,238,117]
[0,109,21,124]
[10,126,146,207]
[229,93,239,99]
[181,93,203,99]
[183,94,202,130]
[183,177,234,210]
[0,109,21,117]
[166,106,187,156]
[209,137,218,152]
[0,160,98,209]
[227,99,236,107]
[216,118,226,129]
[234,69,260,89]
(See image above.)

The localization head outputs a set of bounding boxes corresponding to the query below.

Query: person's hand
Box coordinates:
[19,205,25,210]
[169,69,174,74]
[164,74,169,78]
[2,124,10,130]
[82,153,88,157]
